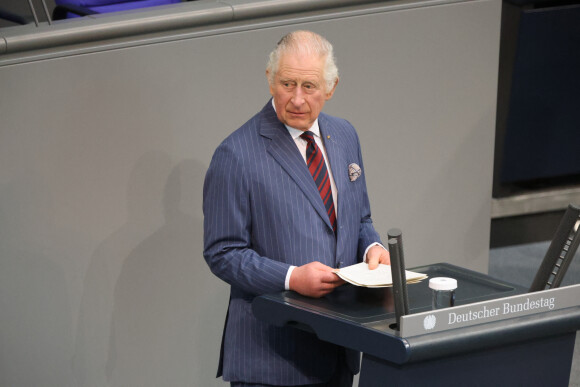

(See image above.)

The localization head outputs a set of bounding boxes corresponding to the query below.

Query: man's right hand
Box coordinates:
[289,261,344,298]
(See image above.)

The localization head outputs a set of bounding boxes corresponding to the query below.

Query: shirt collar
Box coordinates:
[271,98,320,141]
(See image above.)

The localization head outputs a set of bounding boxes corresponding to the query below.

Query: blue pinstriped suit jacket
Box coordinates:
[203,100,382,385]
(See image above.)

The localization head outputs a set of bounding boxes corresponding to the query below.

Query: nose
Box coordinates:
[291,87,305,107]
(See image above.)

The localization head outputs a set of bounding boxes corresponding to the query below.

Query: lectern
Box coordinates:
[252,263,580,386]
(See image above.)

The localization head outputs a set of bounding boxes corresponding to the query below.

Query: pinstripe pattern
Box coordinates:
[203,101,382,385]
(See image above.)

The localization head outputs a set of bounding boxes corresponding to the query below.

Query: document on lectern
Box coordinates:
[335,262,427,288]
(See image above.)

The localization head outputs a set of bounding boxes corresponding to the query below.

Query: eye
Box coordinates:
[302,83,318,93]
[281,80,295,89]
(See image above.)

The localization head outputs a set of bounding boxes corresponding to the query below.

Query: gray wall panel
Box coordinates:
[0,1,500,385]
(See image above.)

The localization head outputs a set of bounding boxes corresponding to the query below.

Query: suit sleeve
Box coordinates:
[203,141,290,296]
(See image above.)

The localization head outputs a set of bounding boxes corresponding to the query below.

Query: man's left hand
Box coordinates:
[367,245,390,270]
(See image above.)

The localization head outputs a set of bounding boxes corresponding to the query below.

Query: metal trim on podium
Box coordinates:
[252,263,580,386]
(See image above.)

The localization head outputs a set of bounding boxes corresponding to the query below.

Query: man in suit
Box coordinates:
[203,30,390,387]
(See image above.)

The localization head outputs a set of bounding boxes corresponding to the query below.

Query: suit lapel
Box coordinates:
[259,102,333,232]
[319,114,349,262]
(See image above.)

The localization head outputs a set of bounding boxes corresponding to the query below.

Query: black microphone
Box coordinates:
[388,228,409,330]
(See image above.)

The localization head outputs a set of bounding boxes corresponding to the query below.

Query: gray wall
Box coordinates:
[0,0,501,385]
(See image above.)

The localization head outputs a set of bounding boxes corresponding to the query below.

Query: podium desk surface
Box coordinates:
[252,263,580,364]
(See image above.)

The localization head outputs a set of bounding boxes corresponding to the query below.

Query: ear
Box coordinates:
[325,77,339,100]
[266,70,274,96]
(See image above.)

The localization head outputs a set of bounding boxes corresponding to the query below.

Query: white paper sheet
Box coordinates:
[335,262,427,288]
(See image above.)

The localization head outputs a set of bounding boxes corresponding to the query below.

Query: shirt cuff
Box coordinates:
[285,265,296,290]
[363,242,387,263]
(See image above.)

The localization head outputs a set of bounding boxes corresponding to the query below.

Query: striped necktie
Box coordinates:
[300,131,337,233]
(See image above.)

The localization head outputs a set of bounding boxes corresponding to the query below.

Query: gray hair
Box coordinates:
[266,30,339,92]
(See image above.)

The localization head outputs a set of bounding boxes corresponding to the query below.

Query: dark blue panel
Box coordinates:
[501,6,580,183]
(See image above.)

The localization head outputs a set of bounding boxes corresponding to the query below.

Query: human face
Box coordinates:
[268,52,337,131]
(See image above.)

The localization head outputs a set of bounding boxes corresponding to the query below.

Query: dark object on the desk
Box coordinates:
[387,228,409,329]
[530,203,580,292]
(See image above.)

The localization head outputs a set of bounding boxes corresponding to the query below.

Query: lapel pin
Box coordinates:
[348,163,361,182]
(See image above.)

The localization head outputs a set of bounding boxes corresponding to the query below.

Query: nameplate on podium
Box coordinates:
[399,284,580,337]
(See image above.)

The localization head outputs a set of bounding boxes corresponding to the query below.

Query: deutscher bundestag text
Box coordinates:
[448,297,555,325]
